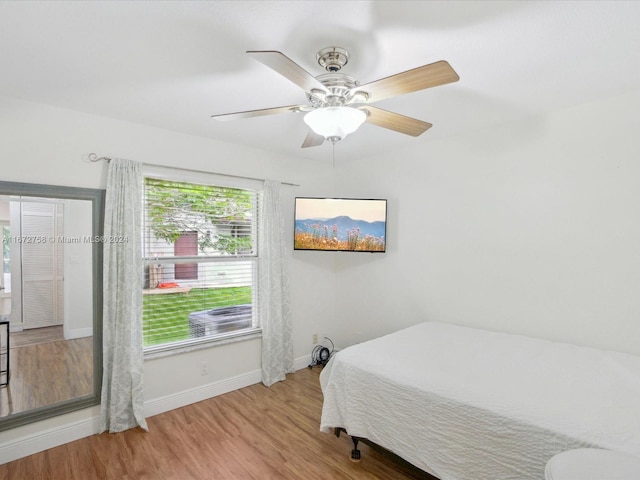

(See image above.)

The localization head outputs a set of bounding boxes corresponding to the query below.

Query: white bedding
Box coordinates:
[319,322,640,480]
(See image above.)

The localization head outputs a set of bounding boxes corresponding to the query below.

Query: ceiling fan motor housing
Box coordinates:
[316,46,349,72]
[308,73,363,107]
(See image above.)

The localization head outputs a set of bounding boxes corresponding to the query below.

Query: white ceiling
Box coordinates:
[1,1,639,163]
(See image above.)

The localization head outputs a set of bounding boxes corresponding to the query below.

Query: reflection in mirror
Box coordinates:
[0,182,103,431]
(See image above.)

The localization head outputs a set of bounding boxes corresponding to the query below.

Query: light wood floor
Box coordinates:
[11,326,65,348]
[0,367,436,479]
[0,336,93,417]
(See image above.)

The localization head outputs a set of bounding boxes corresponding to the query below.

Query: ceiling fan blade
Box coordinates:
[247,50,328,94]
[350,60,459,103]
[361,106,432,137]
[301,129,325,148]
[211,105,306,121]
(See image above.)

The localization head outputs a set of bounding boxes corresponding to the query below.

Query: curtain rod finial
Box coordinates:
[88,153,112,163]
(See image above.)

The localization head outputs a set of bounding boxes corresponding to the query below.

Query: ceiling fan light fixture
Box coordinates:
[303,107,367,141]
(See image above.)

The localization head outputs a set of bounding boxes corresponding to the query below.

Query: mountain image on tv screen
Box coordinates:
[294,198,387,252]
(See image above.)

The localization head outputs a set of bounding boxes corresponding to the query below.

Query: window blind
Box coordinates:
[142,177,259,350]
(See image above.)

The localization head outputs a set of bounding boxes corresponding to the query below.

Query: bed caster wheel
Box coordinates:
[350,449,361,462]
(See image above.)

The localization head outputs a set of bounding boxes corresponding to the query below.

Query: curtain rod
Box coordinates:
[87,153,300,187]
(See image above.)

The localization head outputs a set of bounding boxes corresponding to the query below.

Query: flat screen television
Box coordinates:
[294,197,387,252]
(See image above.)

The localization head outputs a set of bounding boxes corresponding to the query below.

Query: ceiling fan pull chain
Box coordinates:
[332,141,335,168]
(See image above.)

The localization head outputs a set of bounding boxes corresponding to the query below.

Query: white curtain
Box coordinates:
[100,159,148,433]
[259,180,293,386]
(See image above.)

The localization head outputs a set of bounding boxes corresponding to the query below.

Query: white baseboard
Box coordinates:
[146,354,312,417]
[0,354,313,465]
[144,368,262,418]
[0,415,101,465]
[294,354,313,371]
[64,327,93,340]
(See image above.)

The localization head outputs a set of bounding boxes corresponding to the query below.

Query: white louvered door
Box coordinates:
[21,201,64,329]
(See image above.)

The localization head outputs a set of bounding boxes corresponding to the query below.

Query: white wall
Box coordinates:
[0,96,335,462]
[0,202,8,317]
[0,202,8,222]
[331,88,640,355]
[63,199,93,339]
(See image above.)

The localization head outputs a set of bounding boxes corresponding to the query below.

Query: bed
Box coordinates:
[319,321,640,480]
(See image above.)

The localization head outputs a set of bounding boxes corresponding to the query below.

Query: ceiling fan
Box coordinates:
[211,47,459,148]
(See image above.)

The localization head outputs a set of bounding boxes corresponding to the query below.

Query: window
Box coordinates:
[142,177,259,353]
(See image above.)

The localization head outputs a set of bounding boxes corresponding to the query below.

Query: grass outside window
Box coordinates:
[142,286,252,347]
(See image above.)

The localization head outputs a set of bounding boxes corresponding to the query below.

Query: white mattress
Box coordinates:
[319,322,640,480]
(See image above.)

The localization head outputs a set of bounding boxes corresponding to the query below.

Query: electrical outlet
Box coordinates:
[200,361,208,376]
[312,333,318,344]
